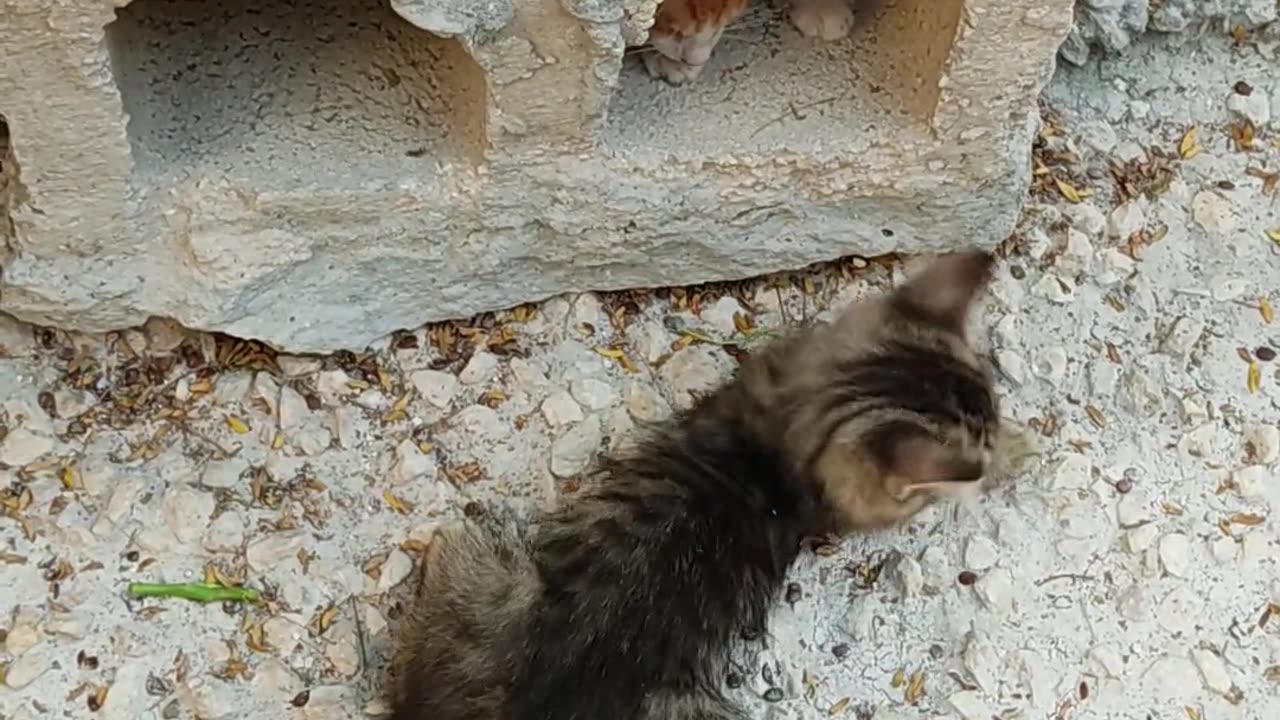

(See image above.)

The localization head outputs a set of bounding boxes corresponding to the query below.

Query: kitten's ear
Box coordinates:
[884,433,984,499]
[890,249,995,334]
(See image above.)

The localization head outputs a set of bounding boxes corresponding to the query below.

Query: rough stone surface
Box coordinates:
[0,0,1071,352]
[3,26,1280,720]
[1062,0,1280,65]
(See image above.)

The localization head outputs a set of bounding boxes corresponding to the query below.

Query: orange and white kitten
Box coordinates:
[644,0,855,84]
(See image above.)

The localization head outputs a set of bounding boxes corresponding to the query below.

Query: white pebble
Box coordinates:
[994,350,1027,385]
[1032,346,1069,384]
[1157,533,1191,578]
[391,438,437,485]
[1232,465,1270,501]
[991,314,1020,348]
[891,555,923,597]
[659,346,733,410]
[1227,90,1271,127]
[1242,424,1280,464]
[377,550,415,592]
[1064,202,1106,238]
[1124,524,1160,554]
[1032,274,1074,304]
[1191,191,1237,234]
[410,369,460,409]
[458,351,500,386]
[948,691,992,720]
[963,632,1001,695]
[625,382,669,423]
[1089,644,1124,677]
[550,416,603,478]
[569,377,619,411]
[1211,536,1238,563]
[963,536,1000,571]
[1088,360,1118,397]
[1049,454,1092,490]
[974,568,1014,614]
[700,296,746,337]
[1095,248,1136,286]
[0,427,54,467]
[1106,200,1146,240]
[203,511,247,553]
[3,648,51,689]
[541,391,585,428]
[1191,648,1233,695]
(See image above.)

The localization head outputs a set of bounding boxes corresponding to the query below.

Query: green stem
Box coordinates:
[127,582,260,604]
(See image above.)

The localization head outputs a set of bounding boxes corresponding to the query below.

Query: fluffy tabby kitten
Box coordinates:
[644,0,856,84]
[389,250,1001,720]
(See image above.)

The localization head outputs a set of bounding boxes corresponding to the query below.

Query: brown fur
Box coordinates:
[389,250,1001,720]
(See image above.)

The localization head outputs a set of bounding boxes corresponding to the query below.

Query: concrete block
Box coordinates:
[0,0,1072,352]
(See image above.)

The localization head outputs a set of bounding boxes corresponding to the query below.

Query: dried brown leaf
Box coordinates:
[1178,127,1201,159]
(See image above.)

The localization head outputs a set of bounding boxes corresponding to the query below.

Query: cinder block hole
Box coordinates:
[604,0,963,154]
[104,0,488,192]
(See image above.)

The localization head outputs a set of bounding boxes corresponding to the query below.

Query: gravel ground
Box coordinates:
[3,26,1280,720]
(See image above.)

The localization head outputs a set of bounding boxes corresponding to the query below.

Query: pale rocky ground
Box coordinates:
[4,27,1280,720]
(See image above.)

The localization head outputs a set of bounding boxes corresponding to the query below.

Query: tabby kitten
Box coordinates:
[644,0,856,84]
[389,250,1001,720]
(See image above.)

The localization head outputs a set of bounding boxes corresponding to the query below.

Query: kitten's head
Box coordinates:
[648,0,748,67]
[773,250,1001,531]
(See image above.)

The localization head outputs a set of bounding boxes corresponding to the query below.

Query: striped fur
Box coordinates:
[388,250,1000,720]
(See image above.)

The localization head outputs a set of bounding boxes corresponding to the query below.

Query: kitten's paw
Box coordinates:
[643,52,704,85]
[787,0,854,41]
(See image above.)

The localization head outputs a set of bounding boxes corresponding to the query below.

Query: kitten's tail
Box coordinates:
[388,516,539,720]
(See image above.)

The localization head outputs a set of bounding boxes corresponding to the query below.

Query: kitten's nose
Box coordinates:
[683,44,711,66]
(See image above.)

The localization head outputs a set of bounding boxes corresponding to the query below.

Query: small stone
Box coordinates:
[1088,361,1118,397]
[631,320,673,365]
[1211,535,1238,563]
[1078,121,1117,155]
[1064,202,1106,238]
[1191,648,1233,695]
[1058,228,1094,276]
[391,439,437,485]
[211,372,253,405]
[550,416,603,478]
[569,377,619,411]
[1231,466,1269,501]
[314,369,355,402]
[459,351,500,386]
[624,381,669,423]
[1124,525,1159,555]
[1089,644,1124,677]
[509,358,549,388]
[1095,248,1136,286]
[947,690,992,720]
[963,536,1000,571]
[659,346,733,410]
[963,632,1001,695]
[1159,316,1204,359]
[541,391,585,428]
[991,314,1020,348]
[1106,200,1146,239]
[3,648,51,689]
[0,313,35,356]
[0,427,54,466]
[1049,454,1092,490]
[973,568,1013,613]
[1031,346,1068,384]
[4,609,41,655]
[452,405,504,440]
[569,293,608,333]
[700,296,745,337]
[203,511,247,553]
[1227,89,1271,127]
[377,550,414,593]
[142,317,188,352]
[1257,346,1277,362]
[44,611,93,639]
[1032,274,1074,304]
[162,486,216,545]
[280,386,332,455]
[994,350,1027,385]
[1157,533,1191,578]
[201,457,247,489]
[1242,424,1280,464]
[410,369,459,409]
[890,555,923,597]
[1191,191,1236,234]
[250,372,281,415]
[247,532,307,573]
[957,570,978,586]
[52,388,96,418]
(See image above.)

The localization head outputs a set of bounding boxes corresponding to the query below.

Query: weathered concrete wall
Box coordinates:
[0,0,1073,353]
[1062,0,1278,64]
